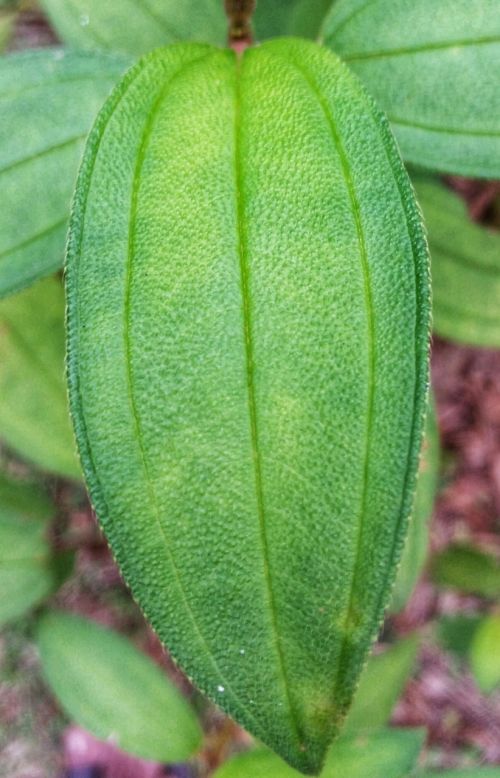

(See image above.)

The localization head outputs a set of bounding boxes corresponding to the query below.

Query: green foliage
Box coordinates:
[37,611,203,762]
[344,636,419,733]
[422,771,500,777]
[0,276,80,478]
[0,472,56,626]
[0,48,130,299]
[438,614,483,659]
[391,398,440,612]
[0,7,14,50]
[254,0,333,40]
[66,38,429,773]
[322,0,500,178]
[431,545,500,598]
[470,614,500,693]
[214,729,426,778]
[39,0,226,54]
[413,176,500,348]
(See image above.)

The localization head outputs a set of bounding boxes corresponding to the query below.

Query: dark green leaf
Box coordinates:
[66,40,430,773]
[39,0,226,54]
[438,614,483,659]
[0,276,81,478]
[431,545,500,598]
[254,0,333,40]
[413,176,500,348]
[344,636,419,733]
[470,615,500,693]
[0,48,130,299]
[322,0,500,178]
[391,398,440,612]
[37,611,203,762]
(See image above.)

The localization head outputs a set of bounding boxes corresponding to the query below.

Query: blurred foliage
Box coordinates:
[431,545,500,599]
[470,614,500,693]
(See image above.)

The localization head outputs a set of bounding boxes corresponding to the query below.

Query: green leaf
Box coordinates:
[0,48,130,299]
[37,611,203,762]
[422,770,500,777]
[344,636,419,734]
[322,0,500,178]
[254,0,333,40]
[438,614,483,659]
[412,176,500,348]
[0,472,56,626]
[431,545,500,598]
[39,0,226,54]
[0,276,81,479]
[391,398,440,612]
[0,9,15,50]
[470,614,500,693]
[66,39,430,773]
[215,730,426,778]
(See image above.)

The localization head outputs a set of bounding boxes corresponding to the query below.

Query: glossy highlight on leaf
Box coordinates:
[322,0,500,178]
[0,48,130,299]
[66,39,430,773]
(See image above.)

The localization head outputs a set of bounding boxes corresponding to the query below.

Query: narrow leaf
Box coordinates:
[322,0,500,178]
[431,545,500,598]
[37,611,203,763]
[413,176,500,348]
[344,636,419,734]
[39,0,226,54]
[391,398,440,612]
[0,472,56,626]
[0,48,130,299]
[470,615,500,693]
[66,40,430,773]
[0,276,81,478]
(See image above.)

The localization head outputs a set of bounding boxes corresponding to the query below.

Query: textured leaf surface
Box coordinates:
[37,611,203,762]
[39,0,226,54]
[0,277,80,478]
[344,636,419,733]
[322,0,500,178]
[214,730,426,778]
[0,472,56,626]
[391,398,439,612]
[0,48,130,299]
[66,39,430,773]
[470,615,500,693]
[431,545,500,598]
[413,177,500,348]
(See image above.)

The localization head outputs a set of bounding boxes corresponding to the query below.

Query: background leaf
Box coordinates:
[470,614,500,693]
[391,398,440,612]
[0,472,56,626]
[322,0,500,178]
[39,0,226,54]
[0,276,81,478]
[37,611,203,763]
[422,771,500,777]
[431,545,500,598]
[253,0,332,40]
[413,176,500,348]
[437,614,483,659]
[66,39,429,772]
[0,48,130,299]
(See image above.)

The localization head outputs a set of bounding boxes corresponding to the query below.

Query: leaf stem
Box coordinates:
[225,0,255,50]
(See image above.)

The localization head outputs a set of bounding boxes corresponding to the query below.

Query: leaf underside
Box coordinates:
[0,48,130,299]
[66,39,430,774]
[322,0,500,178]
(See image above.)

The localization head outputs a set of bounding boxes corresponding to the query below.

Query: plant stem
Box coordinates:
[225,0,255,48]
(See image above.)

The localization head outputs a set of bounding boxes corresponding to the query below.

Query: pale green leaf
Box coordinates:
[215,729,426,778]
[0,472,56,626]
[431,545,500,598]
[0,276,81,478]
[66,40,430,773]
[391,397,440,612]
[344,636,419,734]
[322,0,500,178]
[37,611,203,763]
[422,770,500,777]
[413,176,500,348]
[0,48,130,299]
[39,0,226,54]
[470,615,500,693]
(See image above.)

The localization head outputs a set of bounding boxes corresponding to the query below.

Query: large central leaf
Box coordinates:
[66,39,430,774]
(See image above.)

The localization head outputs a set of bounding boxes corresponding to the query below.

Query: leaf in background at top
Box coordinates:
[0,48,131,300]
[344,635,419,734]
[66,39,429,773]
[431,545,500,598]
[322,0,500,178]
[214,729,426,778]
[412,176,500,348]
[0,276,81,479]
[0,471,56,626]
[253,0,333,40]
[391,397,440,612]
[470,614,500,693]
[39,0,226,54]
[37,611,203,763]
